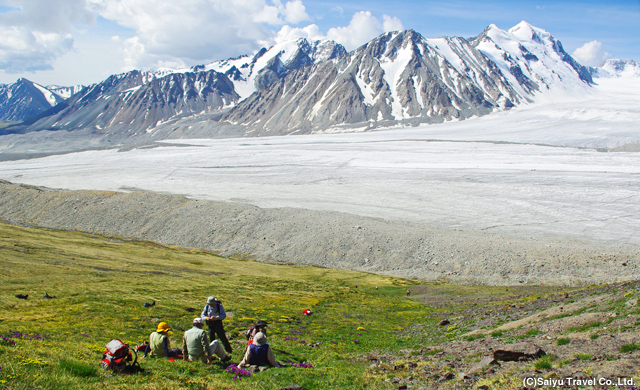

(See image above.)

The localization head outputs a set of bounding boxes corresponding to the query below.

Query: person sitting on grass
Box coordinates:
[238,332,281,368]
[245,320,268,347]
[144,322,182,359]
[182,317,231,364]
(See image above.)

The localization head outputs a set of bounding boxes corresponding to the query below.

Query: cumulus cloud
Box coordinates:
[275,11,403,51]
[382,15,403,32]
[89,0,312,69]
[326,11,383,50]
[275,24,324,43]
[572,41,612,67]
[0,0,94,73]
[0,0,403,80]
[282,0,309,24]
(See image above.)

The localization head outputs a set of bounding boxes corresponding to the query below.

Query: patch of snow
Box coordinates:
[379,43,413,119]
[32,83,60,106]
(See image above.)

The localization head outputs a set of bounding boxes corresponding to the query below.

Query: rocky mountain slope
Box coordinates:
[223,29,521,135]
[20,69,239,138]
[202,37,347,99]
[223,22,593,135]
[4,38,345,137]
[0,78,67,122]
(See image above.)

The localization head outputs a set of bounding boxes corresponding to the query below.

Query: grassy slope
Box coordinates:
[0,221,426,389]
[3,221,638,390]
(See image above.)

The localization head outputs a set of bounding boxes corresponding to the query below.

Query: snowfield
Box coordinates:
[1,78,639,245]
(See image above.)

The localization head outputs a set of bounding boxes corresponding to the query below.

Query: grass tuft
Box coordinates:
[620,343,640,353]
[59,359,98,377]
[573,353,593,361]
[533,354,556,370]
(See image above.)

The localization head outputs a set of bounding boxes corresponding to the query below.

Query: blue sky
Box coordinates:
[0,0,638,86]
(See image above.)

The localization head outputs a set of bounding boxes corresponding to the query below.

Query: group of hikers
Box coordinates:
[143,296,280,368]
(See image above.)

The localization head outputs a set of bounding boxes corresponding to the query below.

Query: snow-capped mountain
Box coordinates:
[11,38,344,136]
[223,29,522,135]
[222,22,592,136]
[0,78,67,122]
[26,69,238,136]
[4,22,595,141]
[470,21,593,98]
[160,38,347,99]
[592,59,640,78]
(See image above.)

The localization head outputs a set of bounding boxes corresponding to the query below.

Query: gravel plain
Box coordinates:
[1,180,638,286]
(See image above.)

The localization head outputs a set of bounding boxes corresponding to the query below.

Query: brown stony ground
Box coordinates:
[358,281,640,389]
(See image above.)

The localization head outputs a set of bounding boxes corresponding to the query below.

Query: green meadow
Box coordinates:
[0,221,437,389]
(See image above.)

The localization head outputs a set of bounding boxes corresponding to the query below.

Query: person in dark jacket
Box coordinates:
[238,332,280,368]
[201,296,232,353]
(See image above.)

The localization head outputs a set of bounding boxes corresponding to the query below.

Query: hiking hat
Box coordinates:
[207,296,216,304]
[253,332,267,346]
[256,320,268,327]
[157,322,171,333]
[193,317,204,325]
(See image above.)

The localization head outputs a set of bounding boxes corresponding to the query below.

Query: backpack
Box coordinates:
[102,339,143,373]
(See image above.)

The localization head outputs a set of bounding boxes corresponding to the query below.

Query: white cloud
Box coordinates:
[276,11,403,51]
[572,41,612,67]
[0,0,94,73]
[326,11,382,50]
[88,0,313,70]
[382,15,403,32]
[331,6,344,17]
[283,0,310,24]
[0,0,402,83]
[275,24,324,43]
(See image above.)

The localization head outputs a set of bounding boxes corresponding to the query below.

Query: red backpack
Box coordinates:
[102,339,142,373]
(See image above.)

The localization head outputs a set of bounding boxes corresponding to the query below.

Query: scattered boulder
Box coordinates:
[469,356,499,373]
[571,371,590,380]
[493,342,545,361]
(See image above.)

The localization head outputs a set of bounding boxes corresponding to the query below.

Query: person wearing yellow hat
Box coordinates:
[144,322,182,359]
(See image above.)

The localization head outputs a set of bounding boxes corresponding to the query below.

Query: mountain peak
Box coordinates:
[509,21,551,43]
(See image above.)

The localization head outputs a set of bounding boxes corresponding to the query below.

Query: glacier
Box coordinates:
[0,76,638,246]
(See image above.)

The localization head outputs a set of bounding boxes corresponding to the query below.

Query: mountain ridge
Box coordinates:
[0,22,623,146]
